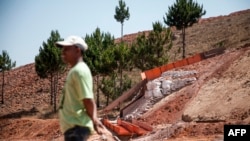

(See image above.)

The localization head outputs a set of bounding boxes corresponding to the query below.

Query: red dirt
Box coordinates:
[133,47,250,141]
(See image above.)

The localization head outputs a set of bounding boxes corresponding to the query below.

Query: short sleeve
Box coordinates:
[73,67,94,100]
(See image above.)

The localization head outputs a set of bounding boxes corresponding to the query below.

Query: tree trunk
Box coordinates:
[53,72,58,113]
[106,92,109,106]
[113,74,116,101]
[96,75,100,108]
[120,67,123,95]
[182,27,186,59]
[50,73,53,105]
[1,71,4,104]
[53,75,55,112]
[121,23,124,42]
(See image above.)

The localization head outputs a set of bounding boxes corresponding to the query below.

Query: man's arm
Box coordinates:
[83,99,110,135]
[83,99,98,123]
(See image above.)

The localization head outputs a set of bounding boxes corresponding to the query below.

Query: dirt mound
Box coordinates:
[0,63,67,118]
[0,118,61,141]
[134,47,250,141]
[183,49,250,122]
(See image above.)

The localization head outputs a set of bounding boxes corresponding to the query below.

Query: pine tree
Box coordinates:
[131,22,172,71]
[164,0,206,58]
[0,50,16,104]
[84,28,117,107]
[114,43,133,95]
[34,30,64,112]
[114,0,130,41]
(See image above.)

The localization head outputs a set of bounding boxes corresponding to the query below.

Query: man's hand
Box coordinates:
[93,119,112,135]
[83,99,113,139]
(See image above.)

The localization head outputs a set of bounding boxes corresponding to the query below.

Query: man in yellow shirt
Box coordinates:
[56,35,110,141]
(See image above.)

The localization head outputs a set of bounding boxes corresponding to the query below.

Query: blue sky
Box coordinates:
[0,0,249,68]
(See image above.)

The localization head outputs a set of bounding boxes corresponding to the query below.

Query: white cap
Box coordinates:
[56,35,88,51]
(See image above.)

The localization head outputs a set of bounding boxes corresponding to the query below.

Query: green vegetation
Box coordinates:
[34,30,65,112]
[114,0,130,40]
[84,28,117,107]
[164,0,206,58]
[84,28,133,107]
[100,72,131,106]
[131,22,172,71]
[0,50,16,104]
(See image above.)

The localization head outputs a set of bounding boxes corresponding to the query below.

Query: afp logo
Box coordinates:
[224,125,250,141]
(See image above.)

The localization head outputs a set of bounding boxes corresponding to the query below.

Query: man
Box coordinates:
[55,35,111,141]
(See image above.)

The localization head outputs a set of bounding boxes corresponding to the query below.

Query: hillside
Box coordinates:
[0,9,250,141]
[116,9,250,60]
[133,47,250,141]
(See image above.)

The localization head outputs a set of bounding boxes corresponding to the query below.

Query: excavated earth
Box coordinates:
[1,9,250,141]
[133,46,250,141]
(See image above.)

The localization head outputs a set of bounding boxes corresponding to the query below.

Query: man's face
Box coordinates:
[61,45,78,64]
